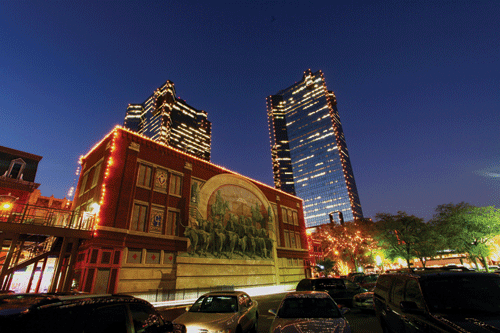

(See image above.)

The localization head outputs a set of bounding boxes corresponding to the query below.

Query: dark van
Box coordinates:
[374,269,500,332]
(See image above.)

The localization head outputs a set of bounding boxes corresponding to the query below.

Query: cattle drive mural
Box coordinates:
[183,183,274,260]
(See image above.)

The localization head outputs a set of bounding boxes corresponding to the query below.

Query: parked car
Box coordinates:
[174,291,258,333]
[0,292,184,333]
[296,277,367,306]
[353,291,374,312]
[268,291,351,333]
[374,269,500,332]
[346,272,364,281]
[352,274,379,290]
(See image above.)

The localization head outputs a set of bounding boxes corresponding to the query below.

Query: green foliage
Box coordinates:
[315,258,336,276]
[430,203,500,271]
[374,211,438,268]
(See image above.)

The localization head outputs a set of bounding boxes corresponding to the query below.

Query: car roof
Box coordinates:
[284,291,332,299]
[199,291,248,297]
[0,293,147,316]
[380,269,499,281]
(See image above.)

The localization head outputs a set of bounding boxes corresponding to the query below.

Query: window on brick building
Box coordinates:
[137,164,152,188]
[166,210,179,236]
[91,162,102,188]
[169,173,182,196]
[131,203,148,232]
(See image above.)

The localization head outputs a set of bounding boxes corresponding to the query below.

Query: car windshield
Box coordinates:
[314,280,346,290]
[277,297,342,319]
[421,275,500,315]
[189,295,238,313]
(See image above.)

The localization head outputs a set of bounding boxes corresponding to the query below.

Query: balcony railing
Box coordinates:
[0,203,96,231]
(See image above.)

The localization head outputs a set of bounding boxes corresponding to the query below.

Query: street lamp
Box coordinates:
[0,193,18,221]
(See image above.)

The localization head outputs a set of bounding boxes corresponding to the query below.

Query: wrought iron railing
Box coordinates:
[0,203,96,231]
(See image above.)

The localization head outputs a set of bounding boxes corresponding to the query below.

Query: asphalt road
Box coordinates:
[157,292,382,333]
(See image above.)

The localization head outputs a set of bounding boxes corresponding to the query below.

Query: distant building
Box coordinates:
[267,69,363,228]
[124,80,212,161]
[71,127,310,295]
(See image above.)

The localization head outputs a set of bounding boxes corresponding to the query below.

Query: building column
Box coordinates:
[49,236,69,293]
[62,238,80,291]
[0,233,19,290]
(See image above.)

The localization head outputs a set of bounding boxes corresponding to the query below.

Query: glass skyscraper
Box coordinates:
[267,69,363,227]
[124,80,212,161]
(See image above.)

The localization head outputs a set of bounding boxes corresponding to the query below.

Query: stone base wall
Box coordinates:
[117,263,176,294]
[277,257,306,286]
[116,253,306,296]
[176,256,277,289]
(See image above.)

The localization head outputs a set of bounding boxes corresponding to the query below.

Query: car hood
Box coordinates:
[434,314,500,332]
[270,317,350,333]
[174,311,238,329]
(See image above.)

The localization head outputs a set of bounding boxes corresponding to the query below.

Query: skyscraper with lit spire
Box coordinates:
[267,69,363,228]
[124,80,212,161]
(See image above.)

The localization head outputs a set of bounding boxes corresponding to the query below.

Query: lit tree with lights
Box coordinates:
[315,219,378,273]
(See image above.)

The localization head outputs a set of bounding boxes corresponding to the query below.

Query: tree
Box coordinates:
[374,211,433,268]
[430,203,500,271]
[315,219,377,272]
[315,258,336,277]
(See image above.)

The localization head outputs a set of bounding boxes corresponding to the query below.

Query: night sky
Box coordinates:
[1,1,498,222]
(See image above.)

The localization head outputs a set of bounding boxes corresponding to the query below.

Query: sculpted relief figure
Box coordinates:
[183,188,275,260]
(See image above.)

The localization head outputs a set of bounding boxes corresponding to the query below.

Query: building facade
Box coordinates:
[72,127,310,296]
[124,81,212,161]
[0,146,92,294]
[267,69,363,228]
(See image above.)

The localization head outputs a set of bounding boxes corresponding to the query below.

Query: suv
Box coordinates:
[296,277,367,306]
[0,293,185,333]
[374,269,500,332]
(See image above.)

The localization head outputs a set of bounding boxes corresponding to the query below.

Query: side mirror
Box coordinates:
[185,305,191,312]
[268,309,277,316]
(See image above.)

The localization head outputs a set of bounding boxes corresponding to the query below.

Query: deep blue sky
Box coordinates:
[1,1,498,221]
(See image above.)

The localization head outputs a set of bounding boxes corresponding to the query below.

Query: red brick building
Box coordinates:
[72,127,310,296]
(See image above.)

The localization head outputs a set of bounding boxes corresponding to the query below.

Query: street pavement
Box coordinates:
[157,292,382,333]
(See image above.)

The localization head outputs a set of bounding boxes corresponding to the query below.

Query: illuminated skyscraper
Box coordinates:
[267,69,363,227]
[124,80,211,161]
